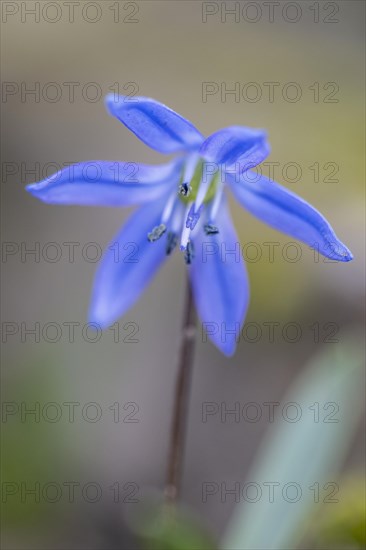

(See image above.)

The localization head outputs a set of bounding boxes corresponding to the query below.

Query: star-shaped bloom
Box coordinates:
[27,96,353,355]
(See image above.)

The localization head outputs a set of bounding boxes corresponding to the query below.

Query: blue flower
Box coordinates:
[27,96,353,356]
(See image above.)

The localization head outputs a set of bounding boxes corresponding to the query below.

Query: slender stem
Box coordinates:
[165,276,196,504]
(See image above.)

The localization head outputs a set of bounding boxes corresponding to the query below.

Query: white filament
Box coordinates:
[182,152,200,184]
[209,171,224,222]
[161,189,178,224]
[195,163,218,210]
[180,202,193,250]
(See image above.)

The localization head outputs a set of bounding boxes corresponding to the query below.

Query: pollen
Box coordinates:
[147,224,167,242]
[204,223,219,235]
[166,231,178,255]
[184,241,195,265]
[178,182,192,197]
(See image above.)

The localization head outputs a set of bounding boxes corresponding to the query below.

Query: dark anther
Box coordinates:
[204,223,219,235]
[184,241,195,265]
[166,232,178,255]
[178,182,192,197]
[147,223,167,242]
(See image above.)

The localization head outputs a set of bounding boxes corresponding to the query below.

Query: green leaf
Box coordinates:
[125,498,217,550]
[221,335,364,550]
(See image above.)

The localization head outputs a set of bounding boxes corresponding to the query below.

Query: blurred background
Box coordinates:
[1,1,365,548]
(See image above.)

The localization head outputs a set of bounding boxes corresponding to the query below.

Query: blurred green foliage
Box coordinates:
[306,473,366,549]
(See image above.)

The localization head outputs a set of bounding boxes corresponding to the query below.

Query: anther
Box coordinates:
[147,223,166,242]
[166,231,178,255]
[178,182,192,197]
[180,203,192,250]
[184,241,195,265]
[186,204,203,230]
[204,223,219,235]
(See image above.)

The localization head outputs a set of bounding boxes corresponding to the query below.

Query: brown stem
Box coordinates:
[165,276,196,504]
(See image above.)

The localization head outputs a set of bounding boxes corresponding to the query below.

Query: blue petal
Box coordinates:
[227,171,353,262]
[105,95,204,154]
[26,159,182,206]
[200,126,270,172]
[189,198,249,356]
[89,197,169,327]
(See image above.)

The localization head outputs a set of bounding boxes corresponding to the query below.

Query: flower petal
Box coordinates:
[26,159,182,206]
[89,197,169,327]
[227,171,353,262]
[105,94,204,154]
[189,198,249,356]
[200,126,270,172]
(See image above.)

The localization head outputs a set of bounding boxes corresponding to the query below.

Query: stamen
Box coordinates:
[204,223,219,235]
[178,182,192,197]
[180,203,192,250]
[171,200,185,234]
[161,190,178,224]
[209,173,224,222]
[147,224,166,242]
[166,231,178,255]
[182,152,200,184]
[194,164,219,211]
[186,203,203,230]
[203,171,224,237]
[184,241,195,265]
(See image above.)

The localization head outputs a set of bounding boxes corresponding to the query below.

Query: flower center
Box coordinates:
[146,155,224,262]
[178,159,219,206]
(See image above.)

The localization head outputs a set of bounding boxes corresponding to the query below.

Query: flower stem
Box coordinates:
[165,276,196,504]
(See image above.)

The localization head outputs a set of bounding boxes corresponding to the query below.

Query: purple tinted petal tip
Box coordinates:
[105,92,120,115]
[328,243,354,262]
[25,160,181,207]
[26,182,50,202]
[227,171,354,264]
[189,197,249,356]
[89,197,169,328]
[26,183,37,193]
[200,126,270,170]
[104,94,204,154]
